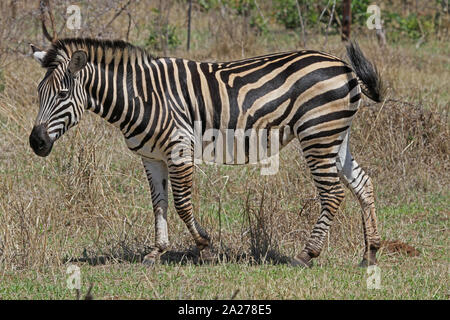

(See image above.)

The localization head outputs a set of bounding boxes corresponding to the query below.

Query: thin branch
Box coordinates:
[187,0,192,51]
[295,0,306,47]
[39,0,57,42]
[253,0,267,25]
[323,0,336,48]
[126,12,132,40]
[97,0,133,38]
[318,0,331,24]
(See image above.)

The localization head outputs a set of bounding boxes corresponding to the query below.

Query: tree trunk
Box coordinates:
[342,0,351,41]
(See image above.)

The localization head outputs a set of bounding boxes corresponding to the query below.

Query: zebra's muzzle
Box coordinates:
[29,124,53,157]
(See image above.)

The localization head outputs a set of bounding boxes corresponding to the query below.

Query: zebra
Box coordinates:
[29,38,383,268]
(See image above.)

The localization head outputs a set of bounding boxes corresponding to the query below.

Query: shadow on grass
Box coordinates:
[63,245,291,266]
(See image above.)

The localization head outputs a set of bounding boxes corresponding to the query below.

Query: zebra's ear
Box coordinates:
[68,50,88,75]
[30,43,46,66]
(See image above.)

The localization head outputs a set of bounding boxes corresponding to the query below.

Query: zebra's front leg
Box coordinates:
[142,158,170,266]
[167,157,214,261]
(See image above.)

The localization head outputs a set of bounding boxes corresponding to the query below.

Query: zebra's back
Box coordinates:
[174,50,359,133]
[151,50,361,164]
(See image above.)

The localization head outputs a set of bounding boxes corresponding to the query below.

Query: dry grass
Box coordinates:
[0,0,448,299]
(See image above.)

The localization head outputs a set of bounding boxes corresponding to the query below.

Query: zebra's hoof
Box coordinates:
[142,249,164,267]
[290,256,313,268]
[359,258,377,268]
[291,251,313,268]
[359,251,377,268]
[142,256,157,267]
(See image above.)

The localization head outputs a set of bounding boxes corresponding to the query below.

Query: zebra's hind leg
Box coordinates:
[336,132,381,267]
[167,158,215,262]
[142,159,170,266]
[292,156,345,268]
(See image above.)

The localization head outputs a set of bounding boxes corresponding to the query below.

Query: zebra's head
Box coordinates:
[29,43,88,157]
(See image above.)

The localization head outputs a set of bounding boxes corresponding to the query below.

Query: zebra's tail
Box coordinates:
[346,41,385,103]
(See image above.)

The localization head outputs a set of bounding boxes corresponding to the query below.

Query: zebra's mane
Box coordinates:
[41,38,154,69]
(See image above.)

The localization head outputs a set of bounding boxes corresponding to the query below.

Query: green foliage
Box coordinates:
[197,0,268,34]
[249,13,269,34]
[273,0,371,30]
[383,11,441,41]
[145,24,181,51]
[350,0,372,26]
[197,0,255,12]
[272,0,352,30]
[231,0,255,14]
[271,0,442,41]
[348,0,441,42]
[144,7,181,52]
[231,0,268,34]
[385,12,421,40]
[273,0,329,30]
[197,0,220,11]
[273,0,300,29]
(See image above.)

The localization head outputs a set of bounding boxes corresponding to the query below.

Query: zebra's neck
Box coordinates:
[82,54,199,138]
[83,50,147,131]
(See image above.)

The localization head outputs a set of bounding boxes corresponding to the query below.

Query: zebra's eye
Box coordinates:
[57,90,69,99]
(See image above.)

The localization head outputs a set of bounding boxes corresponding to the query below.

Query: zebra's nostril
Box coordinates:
[37,139,45,150]
[30,124,53,157]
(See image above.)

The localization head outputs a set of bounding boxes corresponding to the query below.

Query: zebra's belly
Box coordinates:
[125,124,295,165]
[125,136,167,161]
[193,125,295,165]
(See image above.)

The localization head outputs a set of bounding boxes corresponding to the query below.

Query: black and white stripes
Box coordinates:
[30,38,383,267]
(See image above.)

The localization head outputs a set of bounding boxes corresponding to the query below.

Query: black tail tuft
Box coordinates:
[346,41,385,102]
